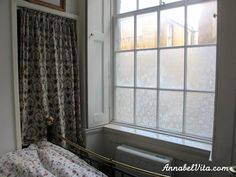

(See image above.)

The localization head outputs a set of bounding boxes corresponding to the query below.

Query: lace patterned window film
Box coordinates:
[113,0,217,141]
[137,50,157,88]
[187,46,216,91]
[116,52,134,86]
[158,91,183,132]
[185,92,215,138]
[160,48,184,89]
[115,88,134,123]
[135,89,157,128]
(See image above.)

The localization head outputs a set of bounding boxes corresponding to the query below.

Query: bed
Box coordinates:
[0,134,168,177]
[0,140,107,177]
[0,119,169,177]
[0,116,168,177]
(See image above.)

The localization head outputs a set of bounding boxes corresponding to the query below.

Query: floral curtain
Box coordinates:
[18,8,84,147]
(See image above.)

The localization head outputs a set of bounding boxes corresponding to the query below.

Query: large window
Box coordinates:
[113,0,217,142]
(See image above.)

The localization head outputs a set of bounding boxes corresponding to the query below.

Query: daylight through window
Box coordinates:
[114,0,217,141]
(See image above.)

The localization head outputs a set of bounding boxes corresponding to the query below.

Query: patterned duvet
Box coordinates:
[0,140,107,177]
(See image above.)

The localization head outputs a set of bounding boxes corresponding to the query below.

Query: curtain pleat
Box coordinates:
[18,8,84,147]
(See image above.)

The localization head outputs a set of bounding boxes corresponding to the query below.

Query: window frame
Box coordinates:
[111,0,217,144]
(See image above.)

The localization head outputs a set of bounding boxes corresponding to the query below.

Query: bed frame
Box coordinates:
[46,117,169,177]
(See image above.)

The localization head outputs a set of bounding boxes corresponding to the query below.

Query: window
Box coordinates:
[113,0,217,142]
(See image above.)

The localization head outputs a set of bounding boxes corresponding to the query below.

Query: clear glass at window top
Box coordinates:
[116,17,134,50]
[117,0,183,14]
[187,1,217,45]
[160,7,185,47]
[117,0,136,14]
[139,0,159,9]
[137,12,157,49]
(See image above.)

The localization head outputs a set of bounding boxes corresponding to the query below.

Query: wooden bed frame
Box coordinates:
[46,117,170,177]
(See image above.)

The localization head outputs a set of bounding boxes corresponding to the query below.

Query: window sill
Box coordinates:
[104,123,212,162]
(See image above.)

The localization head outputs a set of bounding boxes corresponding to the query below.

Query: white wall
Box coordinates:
[66,0,78,15]
[0,0,17,155]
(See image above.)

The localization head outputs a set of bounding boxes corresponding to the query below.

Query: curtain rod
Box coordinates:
[16,0,79,21]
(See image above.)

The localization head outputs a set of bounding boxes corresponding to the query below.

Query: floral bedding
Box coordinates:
[0,140,107,177]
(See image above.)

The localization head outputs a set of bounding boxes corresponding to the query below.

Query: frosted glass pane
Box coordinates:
[116,52,134,86]
[160,7,184,47]
[115,88,134,123]
[185,92,215,138]
[158,91,183,132]
[187,1,217,45]
[137,12,157,49]
[117,0,136,14]
[137,50,157,88]
[187,47,216,91]
[160,48,184,89]
[136,89,157,128]
[139,0,159,9]
[161,0,182,4]
[116,17,134,50]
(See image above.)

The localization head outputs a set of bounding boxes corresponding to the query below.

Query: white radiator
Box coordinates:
[115,145,173,177]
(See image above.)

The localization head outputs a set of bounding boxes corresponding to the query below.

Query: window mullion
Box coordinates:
[182,1,188,134]
[134,14,137,125]
[156,8,161,129]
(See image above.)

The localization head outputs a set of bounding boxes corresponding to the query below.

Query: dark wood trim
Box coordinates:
[27,0,66,11]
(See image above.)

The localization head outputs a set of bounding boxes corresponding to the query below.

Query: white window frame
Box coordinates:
[111,0,217,144]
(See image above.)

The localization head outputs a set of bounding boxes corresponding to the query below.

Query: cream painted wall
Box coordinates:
[0,0,17,155]
[66,0,78,15]
[0,0,78,155]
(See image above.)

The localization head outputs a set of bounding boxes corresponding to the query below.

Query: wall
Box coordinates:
[0,0,17,155]
[212,0,236,175]
[66,0,78,15]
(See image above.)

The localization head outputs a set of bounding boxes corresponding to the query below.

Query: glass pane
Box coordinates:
[117,0,137,14]
[137,12,157,49]
[116,52,134,86]
[161,0,182,4]
[137,50,157,88]
[139,0,159,9]
[160,48,184,89]
[158,91,183,132]
[160,7,184,47]
[185,92,215,138]
[187,1,217,45]
[115,88,134,123]
[136,89,157,128]
[116,17,134,50]
[187,47,216,91]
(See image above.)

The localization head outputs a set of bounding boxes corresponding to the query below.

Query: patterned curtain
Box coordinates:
[18,8,84,147]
